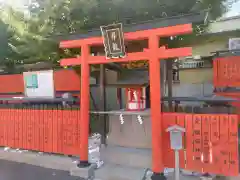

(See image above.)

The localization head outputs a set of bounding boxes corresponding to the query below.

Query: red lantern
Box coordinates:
[125,87,146,111]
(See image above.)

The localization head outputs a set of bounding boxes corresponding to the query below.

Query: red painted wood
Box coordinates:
[60,47,192,66]
[60,24,192,48]
[52,110,58,153]
[57,109,63,154]
[149,35,164,172]
[185,114,194,170]
[162,113,177,168]
[72,110,79,155]
[0,74,24,94]
[214,56,240,88]
[0,69,82,96]
[228,115,239,176]
[161,113,239,176]
[59,23,193,173]
[80,44,90,161]
[176,114,186,168]
[0,109,238,176]
[0,110,3,146]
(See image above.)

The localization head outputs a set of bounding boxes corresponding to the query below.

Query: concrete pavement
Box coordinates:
[0,159,82,180]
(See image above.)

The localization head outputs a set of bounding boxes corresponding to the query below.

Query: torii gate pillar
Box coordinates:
[59,24,192,179]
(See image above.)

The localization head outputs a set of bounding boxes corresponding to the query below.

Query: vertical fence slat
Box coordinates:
[22,108,27,150]
[185,114,194,170]
[29,108,34,151]
[201,115,211,173]
[52,109,58,153]
[48,109,53,153]
[39,107,44,152]
[77,110,81,155]
[228,115,239,176]
[43,109,49,152]
[14,109,19,149]
[35,108,40,151]
[209,115,220,174]
[57,108,63,154]
[176,114,186,169]
[192,114,203,172]
[10,108,15,148]
[219,115,230,174]
[18,108,23,149]
[162,113,177,168]
[62,109,68,155]
[26,108,31,150]
[71,109,78,155]
[67,109,73,155]
[7,109,11,148]
[0,109,3,146]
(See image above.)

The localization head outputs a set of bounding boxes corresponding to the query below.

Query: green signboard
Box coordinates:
[25,74,38,88]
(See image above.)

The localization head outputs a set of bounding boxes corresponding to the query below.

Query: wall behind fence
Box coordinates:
[0,74,24,94]
[0,69,82,95]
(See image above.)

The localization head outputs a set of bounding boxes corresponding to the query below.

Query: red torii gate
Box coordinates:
[59,24,192,178]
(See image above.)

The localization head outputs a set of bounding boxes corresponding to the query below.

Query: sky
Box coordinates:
[225,1,240,17]
[0,0,240,18]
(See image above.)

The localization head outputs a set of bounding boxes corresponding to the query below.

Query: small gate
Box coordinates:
[162,113,239,176]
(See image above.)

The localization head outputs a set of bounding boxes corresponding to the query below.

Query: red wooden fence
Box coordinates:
[162,113,239,176]
[0,108,80,156]
[0,109,238,176]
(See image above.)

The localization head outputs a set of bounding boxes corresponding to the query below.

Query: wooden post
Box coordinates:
[167,60,173,112]
[117,71,123,109]
[78,44,90,167]
[148,36,164,177]
[99,64,107,145]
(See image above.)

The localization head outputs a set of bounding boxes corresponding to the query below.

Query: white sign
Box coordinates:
[23,70,55,98]
[166,125,185,150]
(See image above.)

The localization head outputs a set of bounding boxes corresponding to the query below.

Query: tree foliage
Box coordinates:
[0,0,238,71]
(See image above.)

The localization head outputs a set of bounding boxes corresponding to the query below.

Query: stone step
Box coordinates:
[101,145,151,169]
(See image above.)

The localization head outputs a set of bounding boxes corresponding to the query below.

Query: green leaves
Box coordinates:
[0,0,237,73]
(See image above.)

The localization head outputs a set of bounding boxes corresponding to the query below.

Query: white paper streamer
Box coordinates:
[119,114,124,124]
[137,115,143,125]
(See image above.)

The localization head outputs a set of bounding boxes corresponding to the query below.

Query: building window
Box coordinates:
[181,60,204,69]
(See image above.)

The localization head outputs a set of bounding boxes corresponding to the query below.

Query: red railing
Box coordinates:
[162,113,239,176]
[0,108,80,156]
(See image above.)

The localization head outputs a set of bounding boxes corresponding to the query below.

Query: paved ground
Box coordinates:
[0,159,81,180]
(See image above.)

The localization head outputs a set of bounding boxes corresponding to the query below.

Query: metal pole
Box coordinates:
[174,150,180,180]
